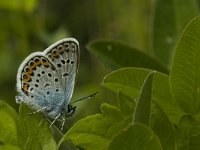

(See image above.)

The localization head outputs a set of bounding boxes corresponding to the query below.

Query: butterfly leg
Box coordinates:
[50,113,61,128]
[28,106,47,115]
[60,117,65,131]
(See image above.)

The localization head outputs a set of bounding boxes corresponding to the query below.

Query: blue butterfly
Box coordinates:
[16,38,79,130]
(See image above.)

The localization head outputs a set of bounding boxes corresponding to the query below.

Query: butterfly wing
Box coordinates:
[16,38,79,118]
[16,51,66,116]
[43,38,79,107]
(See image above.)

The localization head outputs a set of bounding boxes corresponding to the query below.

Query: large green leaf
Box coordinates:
[133,72,154,126]
[170,16,200,114]
[151,104,176,150]
[108,123,163,150]
[153,71,184,123]
[88,40,169,74]
[0,101,18,146]
[59,103,130,150]
[17,104,56,150]
[176,115,200,150]
[152,0,198,67]
[103,68,150,100]
[103,67,184,123]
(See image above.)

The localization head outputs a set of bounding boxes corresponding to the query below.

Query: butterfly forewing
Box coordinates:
[43,38,79,105]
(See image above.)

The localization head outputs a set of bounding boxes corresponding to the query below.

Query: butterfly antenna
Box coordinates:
[71,91,98,104]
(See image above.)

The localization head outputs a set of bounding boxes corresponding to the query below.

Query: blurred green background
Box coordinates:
[0,0,151,107]
[0,0,199,124]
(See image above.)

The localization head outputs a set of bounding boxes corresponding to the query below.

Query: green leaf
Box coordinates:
[117,91,135,116]
[103,67,150,100]
[0,145,21,150]
[176,115,200,150]
[103,67,184,123]
[152,0,198,67]
[0,101,18,146]
[189,134,200,150]
[108,123,163,150]
[133,72,154,125]
[88,40,169,74]
[17,104,56,150]
[59,103,130,150]
[151,104,176,150]
[170,16,200,114]
[153,71,184,123]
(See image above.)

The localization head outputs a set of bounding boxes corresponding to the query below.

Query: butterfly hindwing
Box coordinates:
[16,52,64,115]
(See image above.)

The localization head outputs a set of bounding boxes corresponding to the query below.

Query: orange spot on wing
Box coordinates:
[22,83,29,94]
[23,75,31,82]
[26,69,33,75]
[42,61,49,66]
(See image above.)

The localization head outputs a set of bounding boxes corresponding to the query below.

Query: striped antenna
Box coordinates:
[71,91,98,104]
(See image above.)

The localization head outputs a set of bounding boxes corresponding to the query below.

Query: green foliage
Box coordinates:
[88,40,168,74]
[1,0,200,150]
[170,16,200,114]
[0,0,37,12]
[108,123,163,150]
[18,104,57,150]
[0,101,18,147]
[152,0,198,67]
[132,72,154,125]
[0,101,56,150]
[59,103,130,150]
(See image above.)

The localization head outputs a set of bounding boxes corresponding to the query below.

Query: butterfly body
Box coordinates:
[16,38,79,120]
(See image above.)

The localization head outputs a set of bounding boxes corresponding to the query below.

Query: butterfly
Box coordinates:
[16,38,80,130]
